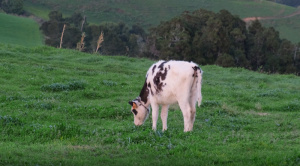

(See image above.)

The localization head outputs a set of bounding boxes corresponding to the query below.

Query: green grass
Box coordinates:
[0,43,300,165]
[0,13,43,47]
[262,14,300,42]
[23,0,300,43]
[23,3,51,20]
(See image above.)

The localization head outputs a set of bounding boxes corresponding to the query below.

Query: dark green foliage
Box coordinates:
[0,0,24,15]
[40,11,144,56]
[39,9,300,75]
[40,20,63,46]
[48,10,63,22]
[146,9,299,75]
[67,12,85,29]
[40,11,82,48]
[216,53,235,67]
[146,9,247,64]
[85,22,142,56]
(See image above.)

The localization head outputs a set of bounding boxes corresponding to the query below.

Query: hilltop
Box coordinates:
[0,13,43,47]
[23,0,300,43]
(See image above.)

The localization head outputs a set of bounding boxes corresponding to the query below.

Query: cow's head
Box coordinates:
[128,97,149,126]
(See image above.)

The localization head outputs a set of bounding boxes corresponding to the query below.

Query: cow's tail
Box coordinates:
[197,67,203,107]
[192,66,203,107]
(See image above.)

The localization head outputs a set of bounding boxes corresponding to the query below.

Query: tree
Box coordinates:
[85,22,141,56]
[40,20,63,47]
[1,0,24,15]
[246,20,266,70]
[66,12,88,30]
[146,9,249,66]
[41,11,81,48]
[216,53,235,67]
[295,43,300,75]
[277,39,296,73]
[48,11,63,22]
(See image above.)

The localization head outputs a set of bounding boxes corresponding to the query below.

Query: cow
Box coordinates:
[129,60,203,132]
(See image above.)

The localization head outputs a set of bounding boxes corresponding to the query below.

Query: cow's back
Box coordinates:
[146,60,198,105]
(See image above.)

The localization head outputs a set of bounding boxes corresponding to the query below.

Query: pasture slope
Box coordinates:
[0,43,300,165]
[23,0,300,43]
[0,13,43,47]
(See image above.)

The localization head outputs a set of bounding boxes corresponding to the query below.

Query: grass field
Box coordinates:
[0,43,299,165]
[23,0,300,43]
[0,13,43,47]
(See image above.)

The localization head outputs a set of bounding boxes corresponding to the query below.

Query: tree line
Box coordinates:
[146,9,300,75]
[40,11,145,56]
[1,1,299,75]
[0,0,24,15]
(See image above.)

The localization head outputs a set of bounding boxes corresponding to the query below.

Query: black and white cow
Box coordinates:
[129,60,203,132]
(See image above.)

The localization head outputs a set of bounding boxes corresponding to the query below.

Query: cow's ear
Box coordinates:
[128,101,133,106]
[132,102,137,109]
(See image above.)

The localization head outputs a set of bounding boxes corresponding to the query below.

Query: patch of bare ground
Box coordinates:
[243,9,300,23]
[247,111,270,116]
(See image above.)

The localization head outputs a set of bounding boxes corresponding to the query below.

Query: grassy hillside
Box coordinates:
[0,43,299,165]
[24,0,300,43]
[0,13,43,47]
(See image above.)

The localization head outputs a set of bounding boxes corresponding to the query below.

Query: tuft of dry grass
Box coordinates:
[77,32,86,51]
[59,24,66,49]
[95,31,104,53]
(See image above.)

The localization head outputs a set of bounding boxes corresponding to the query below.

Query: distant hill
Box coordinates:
[23,0,300,43]
[268,0,300,7]
[0,13,43,47]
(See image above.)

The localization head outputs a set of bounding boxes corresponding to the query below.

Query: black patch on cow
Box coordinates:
[153,67,168,93]
[152,65,156,75]
[158,61,168,71]
[139,80,149,103]
[168,65,170,70]
[162,68,168,80]
[132,109,138,115]
[128,101,133,106]
[147,82,154,95]
[192,66,201,77]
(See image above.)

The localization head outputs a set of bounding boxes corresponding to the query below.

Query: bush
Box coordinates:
[0,115,23,127]
[41,80,86,92]
[216,53,235,67]
[1,0,24,15]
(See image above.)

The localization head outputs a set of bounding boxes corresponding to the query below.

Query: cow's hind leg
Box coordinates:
[161,105,169,131]
[178,102,193,132]
[189,104,196,131]
[189,95,197,131]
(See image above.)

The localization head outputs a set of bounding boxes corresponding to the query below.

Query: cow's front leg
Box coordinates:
[151,103,159,131]
[161,105,169,131]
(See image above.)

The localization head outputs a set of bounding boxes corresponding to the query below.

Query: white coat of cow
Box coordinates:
[129,60,203,132]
